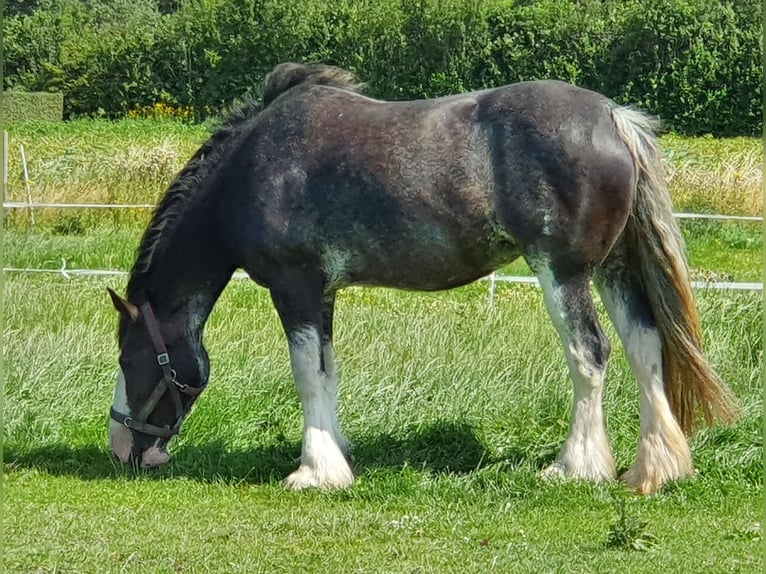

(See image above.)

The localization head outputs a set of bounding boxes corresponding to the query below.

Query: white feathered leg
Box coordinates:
[284,327,354,490]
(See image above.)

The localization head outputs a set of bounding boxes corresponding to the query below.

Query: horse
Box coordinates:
[108,62,738,494]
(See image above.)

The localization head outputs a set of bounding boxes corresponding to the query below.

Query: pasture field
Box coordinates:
[3,273,763,573]
[2,120,764,572]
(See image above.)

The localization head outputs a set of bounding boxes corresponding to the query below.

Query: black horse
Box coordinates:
[108,63,737,494]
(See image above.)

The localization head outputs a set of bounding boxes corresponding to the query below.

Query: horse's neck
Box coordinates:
[139,208,234,337]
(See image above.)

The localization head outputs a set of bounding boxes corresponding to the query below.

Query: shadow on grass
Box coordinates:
[4,421,508,484]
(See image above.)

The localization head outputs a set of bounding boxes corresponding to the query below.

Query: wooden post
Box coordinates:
[19,143,35,226]
[2,131,8,225]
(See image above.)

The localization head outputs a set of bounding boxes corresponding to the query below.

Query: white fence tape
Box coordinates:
[485,274,762,304]
[672,212,762,222]
[3,261,761,295]
[487,273,761,291]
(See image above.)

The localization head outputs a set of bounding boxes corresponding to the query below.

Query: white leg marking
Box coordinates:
[322,342,350,457]
[109,369,133,463]
[537,265,616,482]
[285,328,354,490]
[541,344,616,482]
[599,293,692,494]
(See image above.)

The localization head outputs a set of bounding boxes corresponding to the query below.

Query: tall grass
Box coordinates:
[3,120,208,222]
[4,274,761,479]
[662,134,763,216]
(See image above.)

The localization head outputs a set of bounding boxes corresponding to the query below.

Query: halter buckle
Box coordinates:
[157,353,170,366]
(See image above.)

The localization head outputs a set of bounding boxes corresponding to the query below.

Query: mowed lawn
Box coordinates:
[2,121,763,572]
[3,249,762,573]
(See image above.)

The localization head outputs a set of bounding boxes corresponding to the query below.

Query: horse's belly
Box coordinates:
[320,237,517,291]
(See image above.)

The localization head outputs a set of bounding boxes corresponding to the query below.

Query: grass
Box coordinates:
[3,271,763,572]
[2,119,764,572]
[661,133,763,216]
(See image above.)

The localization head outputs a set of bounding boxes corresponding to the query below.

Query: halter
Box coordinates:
[110,302,205,439]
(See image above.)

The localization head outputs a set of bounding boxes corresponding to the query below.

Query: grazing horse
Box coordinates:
[108,62,738,494]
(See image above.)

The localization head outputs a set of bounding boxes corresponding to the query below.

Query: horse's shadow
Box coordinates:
[4,421,521,484]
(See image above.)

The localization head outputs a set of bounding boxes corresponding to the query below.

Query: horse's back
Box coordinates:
[225,80,635,289]
[228,86,512,289]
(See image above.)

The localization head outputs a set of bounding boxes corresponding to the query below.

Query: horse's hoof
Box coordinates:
[621,431,695,495]
[540,462,567,481]
[283,464,355,490]
[620,465,694,495]
[540,459,615,483]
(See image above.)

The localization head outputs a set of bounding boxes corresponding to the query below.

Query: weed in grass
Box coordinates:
[606,496,658,552]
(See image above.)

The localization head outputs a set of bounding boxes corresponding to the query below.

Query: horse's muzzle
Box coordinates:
[110,419,171,469]
[139,444,171,469]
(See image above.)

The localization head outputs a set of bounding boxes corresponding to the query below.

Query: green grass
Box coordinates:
[3,266,762,572]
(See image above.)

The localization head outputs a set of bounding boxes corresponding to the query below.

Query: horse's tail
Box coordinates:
[609,105,740,434]
[262,62,365,107]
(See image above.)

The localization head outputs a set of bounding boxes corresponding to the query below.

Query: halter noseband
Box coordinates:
[110,301,205,439]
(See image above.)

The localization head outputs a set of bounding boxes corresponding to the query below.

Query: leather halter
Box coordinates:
[110,302,205,439]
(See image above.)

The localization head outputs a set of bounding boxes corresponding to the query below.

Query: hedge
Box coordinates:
[2,0,762,136]
[2,91,64,122]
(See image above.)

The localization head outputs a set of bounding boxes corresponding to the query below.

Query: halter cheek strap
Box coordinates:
[110,301,206,440]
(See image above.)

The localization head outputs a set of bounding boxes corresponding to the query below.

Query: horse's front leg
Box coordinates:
[320,292,351,458]
[270,277,354,490]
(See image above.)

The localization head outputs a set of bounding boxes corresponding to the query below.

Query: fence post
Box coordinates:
[2,131,8,225]
[19,143,35,226]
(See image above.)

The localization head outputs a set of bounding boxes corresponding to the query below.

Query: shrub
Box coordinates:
[2,0,762,135]
[3,91,64,122]
[601,0,762,136]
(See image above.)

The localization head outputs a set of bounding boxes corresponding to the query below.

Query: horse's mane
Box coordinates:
[261,62,365,107]
[126,62,365,302]
[125,102,260,300]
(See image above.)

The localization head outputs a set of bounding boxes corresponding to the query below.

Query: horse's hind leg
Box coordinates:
[533,262,616,482]
[595,257,692,494]
[270,274,353,489]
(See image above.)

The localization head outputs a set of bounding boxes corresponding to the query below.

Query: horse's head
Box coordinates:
[107,288,209,469]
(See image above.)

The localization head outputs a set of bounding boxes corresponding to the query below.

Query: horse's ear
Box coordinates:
[107,288,140,321]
